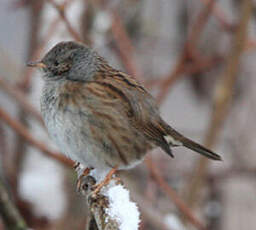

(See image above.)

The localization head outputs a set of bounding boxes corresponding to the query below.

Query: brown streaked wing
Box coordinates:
[92,70,173,156]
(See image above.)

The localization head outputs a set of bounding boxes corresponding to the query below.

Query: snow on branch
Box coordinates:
[78,172,140,230]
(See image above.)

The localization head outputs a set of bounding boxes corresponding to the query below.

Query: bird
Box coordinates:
[27,41,221,191]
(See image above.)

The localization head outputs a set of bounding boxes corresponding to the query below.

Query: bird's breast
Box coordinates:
[40,81,153,169]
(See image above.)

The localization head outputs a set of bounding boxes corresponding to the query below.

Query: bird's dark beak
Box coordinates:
[26,60,46,68]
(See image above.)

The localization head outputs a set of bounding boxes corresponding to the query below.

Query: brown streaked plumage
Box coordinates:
[27,41,221,174]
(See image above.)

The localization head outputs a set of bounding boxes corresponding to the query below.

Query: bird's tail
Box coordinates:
[180,137,221,160]
[164,126,222,161]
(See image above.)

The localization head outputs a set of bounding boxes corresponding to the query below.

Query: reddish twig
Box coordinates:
[0,77,44,126]
[19,17,61,89]
[145,158,207,230]
[46,0,82,42]
[0,107,73,167]
[144,55,222,89]
[110,11,143,81]
[157,55,187,104]
[187,0,216,53]
[156,0,216,104]
[244,39,256,51]
[184,55,222,75]
[20,0,77,89]
[185,0,252,208]
[198,0,236,32]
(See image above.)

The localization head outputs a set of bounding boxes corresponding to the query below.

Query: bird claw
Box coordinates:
[91,166,118,197]
[76,167,91,192]
[73,162,80,172]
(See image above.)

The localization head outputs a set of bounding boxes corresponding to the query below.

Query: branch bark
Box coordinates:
[81,176,119,230]
[78,174,140,230]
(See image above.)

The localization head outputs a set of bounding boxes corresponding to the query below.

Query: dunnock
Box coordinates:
[28,41,221,181]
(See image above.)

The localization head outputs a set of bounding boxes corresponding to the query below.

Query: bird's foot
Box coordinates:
[73,162,81,172]
[112,176,122,185]
[91,166,118,197]
[76,167,91,192]
[73,161,80,169]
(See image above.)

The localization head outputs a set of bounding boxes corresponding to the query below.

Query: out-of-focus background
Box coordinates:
[0,0,255,229]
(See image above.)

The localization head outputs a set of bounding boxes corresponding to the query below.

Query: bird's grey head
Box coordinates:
[27,41,102,81]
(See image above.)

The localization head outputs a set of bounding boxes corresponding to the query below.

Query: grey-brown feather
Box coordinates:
[39,41,221,171]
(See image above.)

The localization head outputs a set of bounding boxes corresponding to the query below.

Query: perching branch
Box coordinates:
[78,173,140,230]
[81,176,119,230]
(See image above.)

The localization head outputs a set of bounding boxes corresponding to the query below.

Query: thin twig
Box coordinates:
[0,77,44,126]
[144,55,222,89]
[145,158,207,230]
[184,55,222,75]
[157,0,216,104]
[0,107,73,167]
[46,0,82,42]
[19,16,61,89]
[110,10,143,81]
[244,39,256,51]
[185,0,252,208]
[198,0,236,32]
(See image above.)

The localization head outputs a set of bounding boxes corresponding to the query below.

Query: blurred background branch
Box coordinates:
[0,177,28,230]
[0,106,73,167]
[185,0,252,209]
[0,0,256,229]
